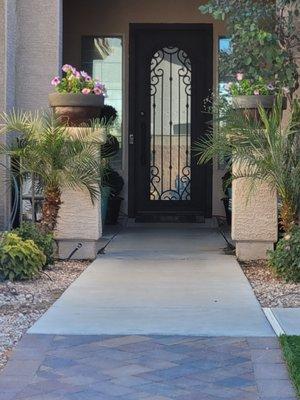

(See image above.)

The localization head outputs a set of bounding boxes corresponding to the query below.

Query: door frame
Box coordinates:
[128,23,213,219]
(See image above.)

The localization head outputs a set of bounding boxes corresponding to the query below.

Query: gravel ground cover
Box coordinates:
[241,260,300,308]
[0,260,89,371]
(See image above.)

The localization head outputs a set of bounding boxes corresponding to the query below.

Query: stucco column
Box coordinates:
[13,0,105,259]
[55,188,104,260]
[231,163,278,260]
[55,128,106,260]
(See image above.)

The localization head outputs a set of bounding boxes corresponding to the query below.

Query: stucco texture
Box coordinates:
[55,188,102,240]
[15,0,62,110]
[232,177,278,242]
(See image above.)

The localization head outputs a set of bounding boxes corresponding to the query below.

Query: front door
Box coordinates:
[129,24,213,222]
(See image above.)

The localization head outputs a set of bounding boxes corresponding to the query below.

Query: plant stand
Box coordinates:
[54,127,106,260]
[231,164,278,261]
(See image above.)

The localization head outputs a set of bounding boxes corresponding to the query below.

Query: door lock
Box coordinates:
[129,134,134,145]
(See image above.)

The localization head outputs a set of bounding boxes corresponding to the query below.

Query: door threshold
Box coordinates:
[135,214,205,223]
[126,218,218,228]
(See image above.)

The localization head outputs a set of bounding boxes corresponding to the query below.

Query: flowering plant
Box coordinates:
[51,64,107,96]
[268,225,300,283]
[200,0,299,102]
[225,73,289,97]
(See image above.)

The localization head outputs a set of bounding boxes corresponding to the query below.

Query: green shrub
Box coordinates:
[268,226,300,282]
[14,222,54,267]
[0,233,45,281]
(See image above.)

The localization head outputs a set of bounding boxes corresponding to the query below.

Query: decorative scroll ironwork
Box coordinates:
[149,46,191,201]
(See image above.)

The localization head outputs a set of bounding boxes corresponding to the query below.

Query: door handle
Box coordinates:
[140,120,147,166]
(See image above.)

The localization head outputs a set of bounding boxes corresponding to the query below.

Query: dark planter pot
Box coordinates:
[106,196,123,225]
[222,197,231,226]
[49,93,104,126]
[232,95,276,109]
[232,95,286,120]
[101,186,111,229]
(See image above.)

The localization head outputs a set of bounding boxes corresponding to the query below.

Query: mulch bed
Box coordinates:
[241,260,300,308]
[0,260,89,371]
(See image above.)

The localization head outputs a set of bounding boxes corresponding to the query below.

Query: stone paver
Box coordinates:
[0,335,296,400]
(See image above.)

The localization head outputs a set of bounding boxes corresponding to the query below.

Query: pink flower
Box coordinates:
[82,88,91,95]
[95,82,107,96]
[95,81,104,88]
[254,90,260,95]
[51,77,61,86]
[85,76,92,82]
[80,71,89,79]
[93,87,103,95]
[62,64,73,73]
[74,71,81,79]
[236,73,244,81]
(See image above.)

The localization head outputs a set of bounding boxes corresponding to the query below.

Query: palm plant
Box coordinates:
[195,96,300,232]
[0,110,107,234]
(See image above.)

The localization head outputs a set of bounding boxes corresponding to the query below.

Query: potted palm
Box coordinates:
[195,96,300,233]
[0,110,106,234]
[49,64,107,126]
[99,106,124,226]
[101,134,124,226]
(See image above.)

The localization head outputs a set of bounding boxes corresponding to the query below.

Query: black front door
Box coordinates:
[129,24,213,222]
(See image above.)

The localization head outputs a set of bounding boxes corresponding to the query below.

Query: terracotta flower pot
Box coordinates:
[49,93,105,126]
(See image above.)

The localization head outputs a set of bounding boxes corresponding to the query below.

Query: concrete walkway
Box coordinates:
[29,225,274,337]
[271,308,300,335]
[1,225,297,400]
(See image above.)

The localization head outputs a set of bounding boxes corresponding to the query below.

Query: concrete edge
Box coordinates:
[263,308,286,336]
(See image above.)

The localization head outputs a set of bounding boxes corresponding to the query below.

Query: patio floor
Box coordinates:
[0,225,297,399]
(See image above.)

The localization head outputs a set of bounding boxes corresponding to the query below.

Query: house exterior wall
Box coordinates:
[0,0,17,230]
[0,0,295,260]
[0,0,62,230]
[15,0,63,110]
[63,0,227,218]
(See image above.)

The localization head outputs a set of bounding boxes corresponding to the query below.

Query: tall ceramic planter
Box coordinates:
[49,93,104,126]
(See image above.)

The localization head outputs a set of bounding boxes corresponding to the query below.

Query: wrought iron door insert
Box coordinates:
[150,47,191,201]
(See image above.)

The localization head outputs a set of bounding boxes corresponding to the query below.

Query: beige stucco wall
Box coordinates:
[0,0,17,230]
[0,0,62,230]
[15,0,62,110]
[63,0,226,217]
